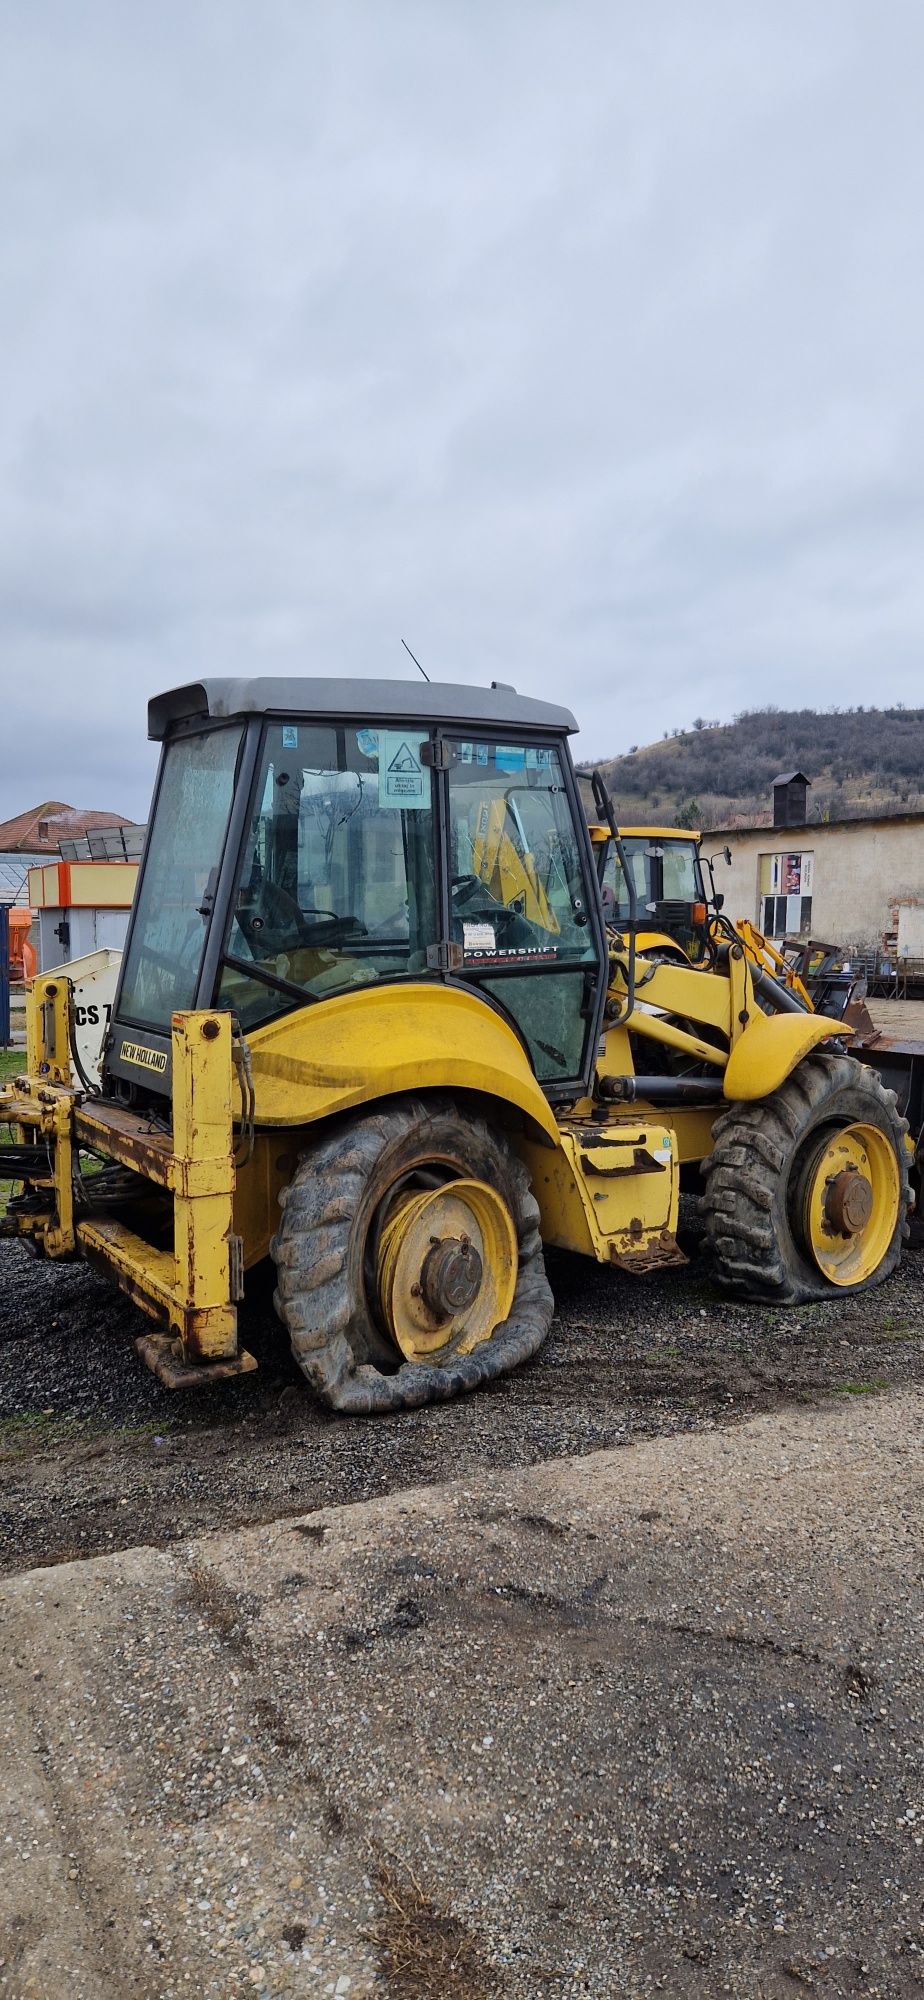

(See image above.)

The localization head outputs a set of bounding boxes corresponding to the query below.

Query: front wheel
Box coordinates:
[271,1097,553,1413]
[701,1051,911,1303]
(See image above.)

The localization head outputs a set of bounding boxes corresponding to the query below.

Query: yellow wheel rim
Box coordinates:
[376,1177,518,1365]
[800,1121,900,1287]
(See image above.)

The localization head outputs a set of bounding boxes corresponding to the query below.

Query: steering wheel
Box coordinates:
[294,905,368,942]
[450,877,540,950]
[241,882,368,954]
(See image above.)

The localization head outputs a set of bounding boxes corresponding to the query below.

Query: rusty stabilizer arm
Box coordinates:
[0,981,256,1387]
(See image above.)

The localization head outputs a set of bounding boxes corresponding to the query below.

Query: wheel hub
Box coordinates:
[421,1234,484,1316]
[799,1120,901,1286]
[376,1177,517,1364]
[824,1167,873,1237]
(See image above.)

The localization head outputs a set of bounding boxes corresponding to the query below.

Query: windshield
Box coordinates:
[118,725,243,1030]
[603,835,703,923]
[217,722,437,1029]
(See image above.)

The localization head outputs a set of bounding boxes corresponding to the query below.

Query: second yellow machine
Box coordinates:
[1,679,911,1410]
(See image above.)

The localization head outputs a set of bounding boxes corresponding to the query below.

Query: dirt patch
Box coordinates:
[374,1860,499,1999]
[1,1235,922,1577]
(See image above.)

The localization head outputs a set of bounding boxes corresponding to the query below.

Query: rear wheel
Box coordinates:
[701,1051,911,1303]
[271,1097,553,1412]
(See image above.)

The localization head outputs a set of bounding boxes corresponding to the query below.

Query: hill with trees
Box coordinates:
[578,705,924,830]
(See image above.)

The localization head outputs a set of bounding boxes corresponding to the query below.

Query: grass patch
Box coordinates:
[835,1379,890,1397]
[0,1411,170,1463]
[0,1047,24,1084]
[0,1047,27,1173]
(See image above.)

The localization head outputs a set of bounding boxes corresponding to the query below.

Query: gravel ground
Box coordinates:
[1,1229,922,1575]
[2,1389,923,1998]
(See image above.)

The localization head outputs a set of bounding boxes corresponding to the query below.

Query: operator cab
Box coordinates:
[586,821,709,962]
[107,679,609,1105]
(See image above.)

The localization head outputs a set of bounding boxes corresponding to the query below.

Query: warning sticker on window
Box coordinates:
[378,732,428,809]
[463,922,496,952]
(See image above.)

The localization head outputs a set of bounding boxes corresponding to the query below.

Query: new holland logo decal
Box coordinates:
[121,1041,168,1074]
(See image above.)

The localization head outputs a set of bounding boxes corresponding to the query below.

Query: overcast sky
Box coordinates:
[2,1,924,822]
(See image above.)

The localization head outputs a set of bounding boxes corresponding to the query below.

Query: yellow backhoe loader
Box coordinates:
[0,679,911,1413]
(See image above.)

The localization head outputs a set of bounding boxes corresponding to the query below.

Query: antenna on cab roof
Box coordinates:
[401,637,430,683]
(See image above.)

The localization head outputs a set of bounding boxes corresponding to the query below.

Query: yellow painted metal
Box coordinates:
[588,824,702,844]
[632,931,694,960]
[517,1118,678,1263]
[376,1177,517,1362]
[245,982,561,1144]
[26,975,71,1085]
[592,1022,633,1091]
[25,983,40,1078]
[628,1006,728,1069]
[43,1094,76,1257]
[169,1011,239,1360]
[2,1001,247,1371]
[724,942,754,1050]
[470,796,559,932]
[0,1066,77,1253]
[233,1131,295,1268]
[609,952,736,1034]
[800,1122,900,1286]
[653,1103,717,1166]
[735,920,814,1009]
[77,1217,179,1315]
[723,1007,851,1101]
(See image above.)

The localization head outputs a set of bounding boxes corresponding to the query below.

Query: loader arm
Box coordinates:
[603,941,850,1099]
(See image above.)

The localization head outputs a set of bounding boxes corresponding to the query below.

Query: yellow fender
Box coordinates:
[723,1008,852,1102]
[245,981,562,1144]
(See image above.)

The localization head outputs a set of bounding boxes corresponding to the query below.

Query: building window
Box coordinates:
[758,851,814,938]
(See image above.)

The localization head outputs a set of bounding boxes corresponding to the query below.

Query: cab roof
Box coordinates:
[148,677,578,742]
[587,822,702,843]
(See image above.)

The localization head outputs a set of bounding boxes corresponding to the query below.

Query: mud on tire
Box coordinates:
[701,1051,911,1304]
[271,1096,553,1414]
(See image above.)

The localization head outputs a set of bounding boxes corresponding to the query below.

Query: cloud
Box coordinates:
[1,0,923,819]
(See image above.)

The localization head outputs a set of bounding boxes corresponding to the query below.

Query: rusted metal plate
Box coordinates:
[75,1101,174,1185]
[608,1230,688,1274]
[135,1332,258,1389]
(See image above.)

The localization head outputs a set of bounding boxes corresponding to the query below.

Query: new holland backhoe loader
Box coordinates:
[0,679,911,1414]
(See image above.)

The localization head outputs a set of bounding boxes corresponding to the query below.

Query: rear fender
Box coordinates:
[245,982,561,1145]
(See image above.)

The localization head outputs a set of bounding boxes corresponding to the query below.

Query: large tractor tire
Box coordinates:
[701,1051,911,1304]
[271,1096,553,1413]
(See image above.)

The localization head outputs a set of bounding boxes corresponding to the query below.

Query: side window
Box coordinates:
[447,742,596,970]
[218,723,437,1028]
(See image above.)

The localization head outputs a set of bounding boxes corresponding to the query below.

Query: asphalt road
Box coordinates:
[2,1389,923,1999]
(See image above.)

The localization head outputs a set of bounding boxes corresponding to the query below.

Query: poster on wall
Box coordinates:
[783,853,802,894]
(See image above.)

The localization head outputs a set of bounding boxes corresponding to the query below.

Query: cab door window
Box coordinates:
[446,739,598,1084]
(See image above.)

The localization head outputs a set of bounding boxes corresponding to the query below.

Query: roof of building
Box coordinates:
[713,807,924,838]
[771,771,811,787]
[148,678,578,740]
[0,801,131,854]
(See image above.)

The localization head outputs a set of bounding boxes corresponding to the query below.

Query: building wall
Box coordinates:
[36,905,132,971]
[715,816,924,948]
